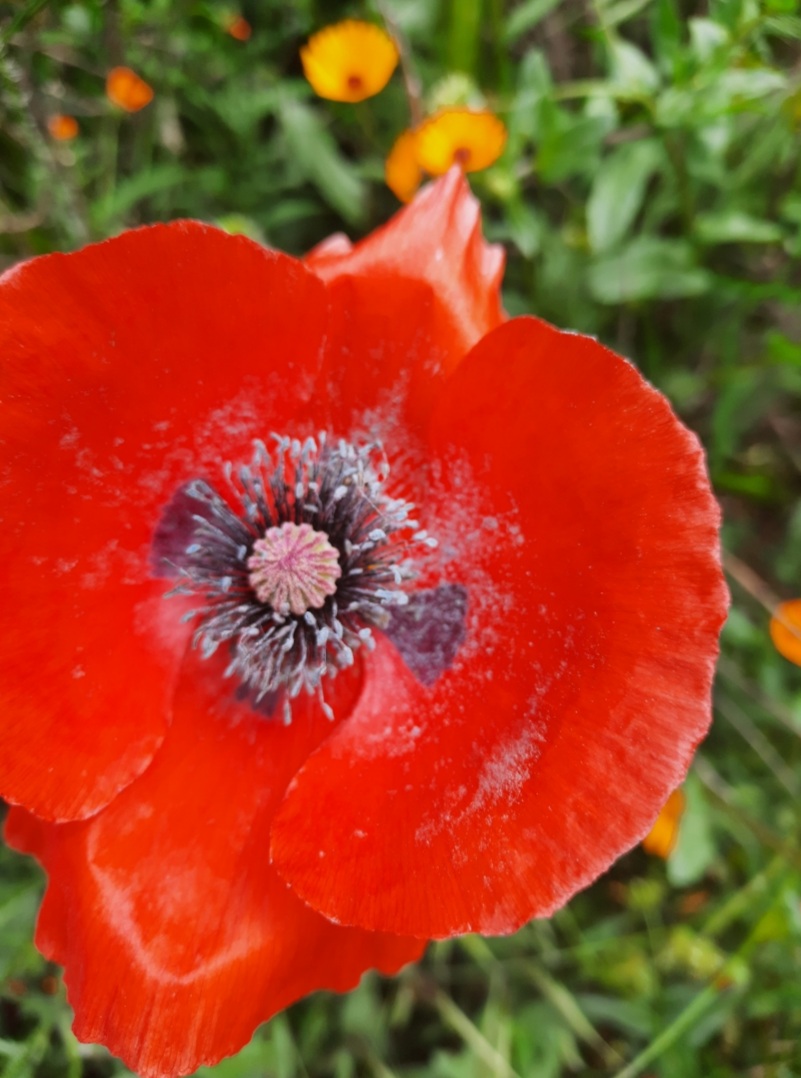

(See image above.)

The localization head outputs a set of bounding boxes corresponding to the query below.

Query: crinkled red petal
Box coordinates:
[271,316,728,939]
[0,223,327,820]
[3,643,425,1078]
[305,169,505,357]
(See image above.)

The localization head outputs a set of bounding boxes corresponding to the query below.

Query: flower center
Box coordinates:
[248,522,341,615]
[453,146,472,168]
[152,433,468,722]
[347,73,364,92]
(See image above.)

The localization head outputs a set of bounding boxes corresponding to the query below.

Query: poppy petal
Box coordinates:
[304,169,505,356]
[271,316,727,939]
[3,643,425,1078]
[310,274,471,443]
[0,224,327,820]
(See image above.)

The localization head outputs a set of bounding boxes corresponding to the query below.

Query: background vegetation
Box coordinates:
[1,0,801,1075]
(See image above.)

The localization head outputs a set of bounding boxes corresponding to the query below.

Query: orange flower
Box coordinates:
[301,20,398,103]
[385,130,422,203]
[770,599,801,665]
[105,66,154,113]
[415,108,507,176]
[47,114,79,141]
[225,14,251,41]
[642,788,685,859]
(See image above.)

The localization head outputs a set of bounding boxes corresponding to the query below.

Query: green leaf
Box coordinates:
[766,331,801,367]
[695,211,784,244]
[608,38,660,94]
[667,773,717,887]
[505,198,543,258]
[262,198,323,232]
[278,100,366,227]
[597,0,653,29]
[506,49,552,155]
[688,17,729,61]
[715,67,787,101]
[446,0,483,72]
[650,0,684,70]
[587,138,663,252]
[579,994,653,1037]
[214,214,268,244]
[504,0,563,42]
[0,0,51,44]
[766,14,801,39]
[536,104,612,183]
[587,237,711,303]
[90,165,188,232]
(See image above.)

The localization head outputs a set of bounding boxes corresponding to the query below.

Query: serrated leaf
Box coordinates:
[587,138,663,252]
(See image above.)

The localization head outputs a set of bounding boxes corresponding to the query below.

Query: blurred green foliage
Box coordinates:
[1,0,801,1075]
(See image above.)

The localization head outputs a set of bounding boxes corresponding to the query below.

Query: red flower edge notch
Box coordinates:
[0,173,727,1076]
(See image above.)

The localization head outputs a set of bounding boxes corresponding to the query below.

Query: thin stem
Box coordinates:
[612,861,791,1078]
[716,693,801,798]
[694,756,801,872]
[376,0,423,126]
[0,43,89,246]
[717,655,801,739]
[723,549,801,641]
[664,131,696,233]
[723,550,780,611]
[611,982,721,1078]
[414,973,522,1078]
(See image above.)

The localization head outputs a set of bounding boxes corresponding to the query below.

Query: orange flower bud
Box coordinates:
[106,66,154,113]
[225,14,251,41]
[47,114,79,141]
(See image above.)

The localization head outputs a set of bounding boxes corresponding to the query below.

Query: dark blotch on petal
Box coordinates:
[384,584,468,686]
[150,481,216,577]
[234,681,281,718]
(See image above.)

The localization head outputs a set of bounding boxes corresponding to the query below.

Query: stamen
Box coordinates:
[154,434,450,717]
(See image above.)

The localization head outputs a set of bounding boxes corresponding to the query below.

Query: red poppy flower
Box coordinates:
[0,171,727,1076]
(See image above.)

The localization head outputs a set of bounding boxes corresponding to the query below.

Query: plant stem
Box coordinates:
[376,0,423,126]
